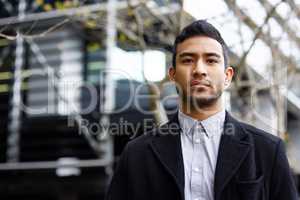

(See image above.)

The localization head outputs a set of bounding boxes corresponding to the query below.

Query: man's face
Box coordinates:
[169,36,233,109]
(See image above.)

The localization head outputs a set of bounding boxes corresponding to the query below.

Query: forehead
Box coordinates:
[176,36,223,57]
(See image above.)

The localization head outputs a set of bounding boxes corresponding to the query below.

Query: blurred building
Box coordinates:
[0,0,299,199]
[0,0,184,199]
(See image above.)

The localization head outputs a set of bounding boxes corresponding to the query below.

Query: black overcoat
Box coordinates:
[106,112,298,200]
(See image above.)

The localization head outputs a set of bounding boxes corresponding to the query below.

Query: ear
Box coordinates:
[224,66,234,88]
[168,67,176,81]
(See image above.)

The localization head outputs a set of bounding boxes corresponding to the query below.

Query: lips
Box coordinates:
[190,80,210,87]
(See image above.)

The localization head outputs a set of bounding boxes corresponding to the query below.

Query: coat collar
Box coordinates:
[149,111,251,200]
[149,114,184,200]
[214,112,251,200]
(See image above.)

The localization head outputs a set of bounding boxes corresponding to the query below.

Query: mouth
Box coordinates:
[190,80,210,87]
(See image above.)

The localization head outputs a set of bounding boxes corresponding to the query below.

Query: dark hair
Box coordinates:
[172,20,229,68]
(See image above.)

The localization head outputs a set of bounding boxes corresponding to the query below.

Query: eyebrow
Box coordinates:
[178,52,196,58]
[178,52,221,59]
[205,52,221,58]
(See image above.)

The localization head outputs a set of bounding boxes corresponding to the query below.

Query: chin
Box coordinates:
[188,93,221,107]
[191,91,212,99]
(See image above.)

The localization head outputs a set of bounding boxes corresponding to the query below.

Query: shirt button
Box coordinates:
[195,138,201,143]
[193,167,200,172]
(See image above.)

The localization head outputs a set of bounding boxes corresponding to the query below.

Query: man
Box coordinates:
[105,20,298,200]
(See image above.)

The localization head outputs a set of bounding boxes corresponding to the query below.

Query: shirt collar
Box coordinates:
[178,110,198,136]
[178,109,226,138]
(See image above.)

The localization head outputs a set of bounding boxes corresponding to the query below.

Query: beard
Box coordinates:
[181,86,223,112]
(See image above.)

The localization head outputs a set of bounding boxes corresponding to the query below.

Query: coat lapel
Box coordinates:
[214,112,251,200]
[148,112,252,200]
[149,114,185,200]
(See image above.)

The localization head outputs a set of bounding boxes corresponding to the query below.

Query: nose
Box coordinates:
[193,60,207,77]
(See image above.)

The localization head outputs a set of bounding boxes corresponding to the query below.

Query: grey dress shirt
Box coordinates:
[178,110,226,200]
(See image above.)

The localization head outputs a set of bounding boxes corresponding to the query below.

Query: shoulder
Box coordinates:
[226,112,283,150]
[124,125,160,152]
[238,121,283,153]
[128,118,179,144]
[127,130,155,149]
[124,119,180,153]
[241,121,280,143]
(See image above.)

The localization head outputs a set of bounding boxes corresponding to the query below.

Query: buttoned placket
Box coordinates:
[179,110,225,200]
[190,122,206,200]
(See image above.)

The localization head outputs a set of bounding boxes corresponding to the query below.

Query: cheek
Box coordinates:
[210,72,226,86]
[175,70,191,82]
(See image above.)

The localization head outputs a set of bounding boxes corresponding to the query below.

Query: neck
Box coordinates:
[180,98,224,121]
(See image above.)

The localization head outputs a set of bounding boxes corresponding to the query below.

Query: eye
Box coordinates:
[181,58,194,64]
[207,59,218,65]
